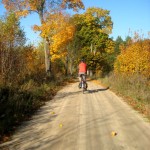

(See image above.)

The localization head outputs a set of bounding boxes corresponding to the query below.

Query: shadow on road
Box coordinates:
[54,91,82,101]
[55,86,109,98]
[87,87,109,93]
[55,87,110,99]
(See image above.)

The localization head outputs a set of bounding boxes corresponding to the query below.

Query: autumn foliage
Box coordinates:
[33,12,75,61]
[0,0,150,142]
[114,39,150,78]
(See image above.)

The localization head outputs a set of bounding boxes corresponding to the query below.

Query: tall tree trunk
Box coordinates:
[39,10,51,76]
[44,38,51,76]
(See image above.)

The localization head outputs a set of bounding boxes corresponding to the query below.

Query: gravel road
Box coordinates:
[0,80,150,150]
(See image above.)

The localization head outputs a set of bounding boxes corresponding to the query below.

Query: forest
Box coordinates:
[0,0,150,142]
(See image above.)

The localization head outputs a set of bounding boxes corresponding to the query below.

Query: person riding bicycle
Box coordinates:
[78,58,87,89]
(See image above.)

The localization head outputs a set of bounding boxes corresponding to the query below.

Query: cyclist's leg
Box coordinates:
[83,74,86,82]
[80,74,84,88]
[83,74,88,89]
[78,74,82,88]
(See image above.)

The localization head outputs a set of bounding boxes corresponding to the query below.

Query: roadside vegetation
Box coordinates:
[0,0,149,144]
[99,36,150,120]
[0,13,73,143]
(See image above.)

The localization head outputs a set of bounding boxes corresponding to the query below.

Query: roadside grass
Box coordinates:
[98,73,150,120]
[0,75,73,143]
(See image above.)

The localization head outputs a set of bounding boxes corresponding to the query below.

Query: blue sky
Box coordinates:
[0,0,150,46]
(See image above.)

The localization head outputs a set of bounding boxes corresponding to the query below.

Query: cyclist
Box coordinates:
[78,58,87,89]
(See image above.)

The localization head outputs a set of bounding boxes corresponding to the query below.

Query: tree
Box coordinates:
[124,36,132,47]
[85,7,113,34]
[114,36,124,55]
[114,39,150,78]
[0,13,26,84]
[34,12,76,76]
[2,0,84,76]
[69,7,114,76]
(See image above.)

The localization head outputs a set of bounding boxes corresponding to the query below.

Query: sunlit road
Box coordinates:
[0,80,150,150]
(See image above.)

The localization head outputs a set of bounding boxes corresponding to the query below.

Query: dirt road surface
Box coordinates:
[0,80,150,150]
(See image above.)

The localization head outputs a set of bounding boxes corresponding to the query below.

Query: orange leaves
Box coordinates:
[25,47,45,73]
[51,22,75,61]
[2,0,84,18]
[16,10,29,17]
[34,12,65,38]
[28,0,39,11]
[33,24,40,31]
[2,0,45,19]
[36,12,75,62]
[114,40,150,78]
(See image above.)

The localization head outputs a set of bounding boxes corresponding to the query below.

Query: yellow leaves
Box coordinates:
[50,24,75,61]
[16,10,29,17]
[111,131,117,137]
[36,13,68,38]
[84,13,95,26]
[105,40,114,54]
[25,48,45,73]
[51,54,61,62]
[114,40,150,78]
[35,12,76,62]
[59,123,63,128]
[84,7,113,35]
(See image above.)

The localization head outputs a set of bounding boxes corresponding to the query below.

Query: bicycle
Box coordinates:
[79,74,88,93]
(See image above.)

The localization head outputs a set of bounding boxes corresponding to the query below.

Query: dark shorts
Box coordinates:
[79,74,86,81]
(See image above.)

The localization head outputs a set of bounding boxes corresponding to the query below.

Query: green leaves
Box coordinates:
[0,13,26,47]
[68,7,114,75]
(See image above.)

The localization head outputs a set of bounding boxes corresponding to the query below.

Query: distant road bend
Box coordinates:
[0,80,150,150]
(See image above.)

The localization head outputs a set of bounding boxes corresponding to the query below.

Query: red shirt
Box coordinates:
[79,62,87,74]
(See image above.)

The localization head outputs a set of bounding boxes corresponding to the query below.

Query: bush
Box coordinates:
[114,39,150,78]
[0,85,43,137]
